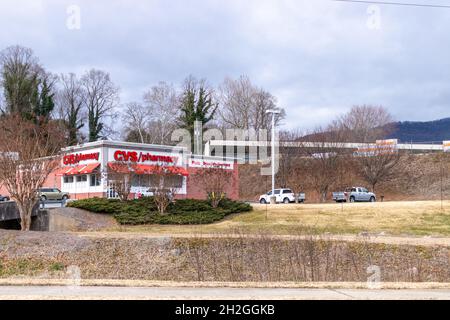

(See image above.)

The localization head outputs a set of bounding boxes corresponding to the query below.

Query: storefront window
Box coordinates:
[148,175,183,188]
[90,174,101,186]
[64,176,74,183]
[76,175,87,182]
[131,174,140,186]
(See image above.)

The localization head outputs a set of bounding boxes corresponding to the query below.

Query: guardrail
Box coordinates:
[38,199,68,209]
[204,140,445,156]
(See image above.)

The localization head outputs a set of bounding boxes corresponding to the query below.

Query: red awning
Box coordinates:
[167,166,189,177]
[77,162,100,174]
[55,167,74,176]
[108,163,189,176]
[56,163,100,176]
[135,164,189,176]
[107,162,134,174]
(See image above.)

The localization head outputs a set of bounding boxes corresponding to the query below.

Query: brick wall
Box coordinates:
[43,169,62,189]
[186,163,239,200]
[0,167,62,197]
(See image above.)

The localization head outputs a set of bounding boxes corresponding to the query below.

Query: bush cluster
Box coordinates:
[67,197,252,225]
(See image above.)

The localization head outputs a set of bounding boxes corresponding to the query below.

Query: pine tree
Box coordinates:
[33,79,55,122]
[178,78,218,151]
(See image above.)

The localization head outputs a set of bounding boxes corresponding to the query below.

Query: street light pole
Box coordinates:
[266,109,280,201]
[271,112,275,197]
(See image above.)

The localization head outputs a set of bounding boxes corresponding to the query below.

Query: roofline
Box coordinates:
[60,140,245,162]
[61,140,188,153]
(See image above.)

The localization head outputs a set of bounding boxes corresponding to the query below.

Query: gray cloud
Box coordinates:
[1,0,450,130]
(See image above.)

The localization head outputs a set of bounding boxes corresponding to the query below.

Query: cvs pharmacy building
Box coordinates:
[46,140,238,200]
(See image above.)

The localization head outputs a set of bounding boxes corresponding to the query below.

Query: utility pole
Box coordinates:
[441,153,444,212]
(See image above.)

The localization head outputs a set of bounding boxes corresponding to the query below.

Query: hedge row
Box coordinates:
[67,197,252,225]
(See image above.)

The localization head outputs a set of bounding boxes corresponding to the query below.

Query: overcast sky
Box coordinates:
[1,0,450,130]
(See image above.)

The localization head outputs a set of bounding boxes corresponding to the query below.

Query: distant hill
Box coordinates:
[299,117,450,144]
[388,118,450,143]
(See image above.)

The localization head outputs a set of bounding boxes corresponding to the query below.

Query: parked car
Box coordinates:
[0,194,10,201]
[259,188,296,204]
[332,187,376,203]
[297,192,306,203]
[38,188,70,201]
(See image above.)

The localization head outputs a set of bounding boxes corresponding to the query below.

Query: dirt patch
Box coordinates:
[0,230,91,259]
[49,207,118,231]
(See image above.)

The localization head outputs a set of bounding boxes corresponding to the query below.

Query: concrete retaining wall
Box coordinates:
[0,201,46,230]
[0,201,39,222]
[0,201,21,221]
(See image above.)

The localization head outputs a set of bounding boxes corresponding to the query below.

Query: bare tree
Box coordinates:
[355,145,402,192]
[333,105,394,143]
[277,130,311,201]
[0,45,57,122]
[106,162,135,201]
[218,75,285,130]
[0,115,64,230]
[0,46,41,116]
[122,102,151,144]
[193,167,234,208]
[332,105,400,192]
[150,166,179,215]
[143,81,179,145]
[252,88,285,131]
[278,130,303,189]
[56,73,85,145]
[81,69,120,142]
[300,126,349,202]
[217,76,254,129]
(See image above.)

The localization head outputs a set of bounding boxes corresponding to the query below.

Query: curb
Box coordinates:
[1,279,450,289]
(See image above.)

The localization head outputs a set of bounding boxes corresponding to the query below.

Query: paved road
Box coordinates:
[0,286,450,300]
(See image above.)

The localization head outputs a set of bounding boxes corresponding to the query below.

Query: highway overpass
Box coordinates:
[204,140,445,156]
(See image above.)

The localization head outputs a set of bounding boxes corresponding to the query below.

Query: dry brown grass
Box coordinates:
[2,229,450,283]
[108,200,450,236]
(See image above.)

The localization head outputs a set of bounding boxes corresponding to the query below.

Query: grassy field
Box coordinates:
[109,200,450,236]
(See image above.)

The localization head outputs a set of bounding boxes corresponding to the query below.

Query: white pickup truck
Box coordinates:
[332,187,376,203]
[259,189,305,204]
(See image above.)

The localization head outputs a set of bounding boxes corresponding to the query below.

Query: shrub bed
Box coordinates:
[67,197,252,225]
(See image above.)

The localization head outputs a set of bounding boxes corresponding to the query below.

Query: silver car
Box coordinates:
[332,187,376,203]
[38,188,70,201]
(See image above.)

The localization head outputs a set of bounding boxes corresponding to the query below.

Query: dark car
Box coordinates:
[0,194,10,201]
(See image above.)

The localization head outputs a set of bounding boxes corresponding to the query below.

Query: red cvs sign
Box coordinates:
[63,152,99,165]
[114,150,138,162]
[114,150,175,164]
